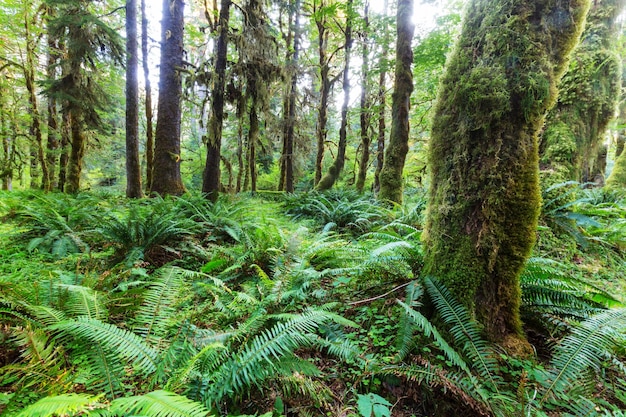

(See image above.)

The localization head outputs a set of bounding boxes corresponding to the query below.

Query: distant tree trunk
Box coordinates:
[236,105,244,192]
[65,108,85,193]
[202,0,231,202]
[606,102,626,188]
[281,0,300,193]
[24,6,47,190]
[378,0,414,203]
[141,0,154,192]
[356,3,371,193]
[152,0,185,196]
[316,0,353,191]
[373,0,389,194]
[57,108,70,192]
[126,0,143,198]
[248,101,259,193]
[540,0,625,183]
[45,34,60,191]
[424,0,590,349]
[314,1,333,186]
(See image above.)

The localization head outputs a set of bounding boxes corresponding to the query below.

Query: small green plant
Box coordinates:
[356,393,392,417]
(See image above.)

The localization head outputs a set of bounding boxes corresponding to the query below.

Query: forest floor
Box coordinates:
[1,187,625,417]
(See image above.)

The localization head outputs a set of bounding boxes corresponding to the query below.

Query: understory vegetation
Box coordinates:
[1,186,626,417]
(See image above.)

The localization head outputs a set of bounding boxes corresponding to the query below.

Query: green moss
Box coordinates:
[541,0,625,182]
[424,0,590,344]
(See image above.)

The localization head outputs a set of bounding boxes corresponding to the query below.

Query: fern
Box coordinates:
[50,316,159,374]
[539,308,626,405]
[15,393,104,417]
[424,276,502,392]
[110,390,212,417]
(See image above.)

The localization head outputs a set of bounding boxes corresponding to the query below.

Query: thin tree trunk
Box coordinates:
[248,102,259,193]
[57,107,70,192]
[45,34,60,191]
[356,3,370,193]
[141,0,154,192]
[378,0,414,203]
[152,0,186,196]
[424,0,590,348]
[316,0,353,191]
[236,107,244,192]
[283,0,300,193]
[314,2,331,186]
[126,0,143,198]
[373,0,389,194]
[24,6,47,190]
[202,0,231,202]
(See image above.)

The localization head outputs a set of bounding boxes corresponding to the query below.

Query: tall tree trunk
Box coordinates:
[282,0,300,193]
[152,0,186,196]
[65,109,85,193]
[202,0,231,202]
[126,0,143,198]
[378,0,414,203]
[373,0,389,195]
[248,101,259,193]
[24,4,47,190]
[57,107,70,192]
[316,0,353,191]
[141,0,154,192]
[45,34,60,191]
[356,3,370,193]
[424,0,590,349]
[540,0,625,183]
[236,105,244,192]
[314,1,332,187]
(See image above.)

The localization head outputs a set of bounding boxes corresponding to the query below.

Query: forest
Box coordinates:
[2,0,626,416]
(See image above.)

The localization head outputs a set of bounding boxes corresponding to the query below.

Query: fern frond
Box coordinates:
[539,308,626,404]
[133,267,186,347]
[50,317,159,374]
[395,281,423,361]
[110,390,212,417]
[55,284,108,320]
[15,393,105,417]
[423,277,501,392]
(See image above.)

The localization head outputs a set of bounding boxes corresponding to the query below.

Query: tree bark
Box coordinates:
[202,0,231,202]
[316,0,353,191]
[373,0,389,195]
[126,0,143,198]
[45,32,60,191]
[540,0,625,183]
[313,0,332,187]
[57,107,70,192]
[65,109,85,193]
[152,0,186,196]
[282,0,300,193]
[356,3,371,193]
[378,0,414,203]
[424,0,590,349]
[24,5,48,190]
[141,0,154,192]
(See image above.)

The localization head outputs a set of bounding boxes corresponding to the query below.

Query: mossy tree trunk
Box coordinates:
[424,0,590,348]
[356,3,371,194]
[316,0,353,191]
[45,28,60,192]
[152,0,186,196]
[377,0,414,204]
[202,0,231,202]
[141,0,154,193]
[57,108,70,192]
[606,101,626,188]
[540,0,625,183]
[373,0,389,195]
[125,0,143,198]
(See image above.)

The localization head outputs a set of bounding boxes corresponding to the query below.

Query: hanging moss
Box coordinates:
[540,0,626,183]
[424,0,590,348]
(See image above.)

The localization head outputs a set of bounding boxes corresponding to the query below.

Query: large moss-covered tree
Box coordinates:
[540,0,625,183]
[151,0,185,195]
[377,0,414,203]
[423,0,590,348]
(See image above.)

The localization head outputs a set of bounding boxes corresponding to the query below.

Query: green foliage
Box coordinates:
[356,393,391,417]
